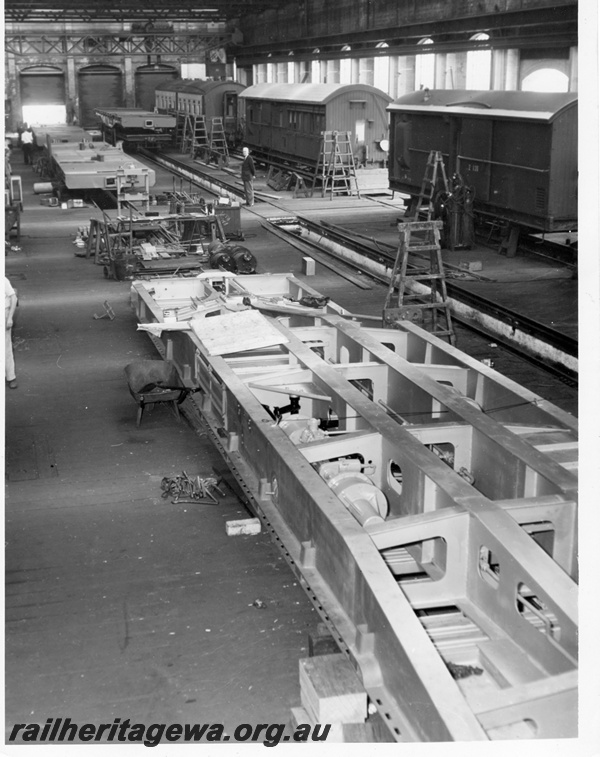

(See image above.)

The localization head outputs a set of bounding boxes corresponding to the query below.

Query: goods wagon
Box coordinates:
[240,83,392,166]
[388,90,577,232]
[155,78,245,146]
[95,107,176,149]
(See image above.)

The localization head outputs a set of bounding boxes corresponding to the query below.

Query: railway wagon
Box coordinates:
[131,272,578,742]
[95,107,176,149]
[155,78,246,146]
[240,83,392,166]
[34,124,155,194]
[388,90,577,232]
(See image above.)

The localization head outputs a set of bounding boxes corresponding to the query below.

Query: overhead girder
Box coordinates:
[4,31,231,56]
[4,0,279,23]
[232,6,577,64]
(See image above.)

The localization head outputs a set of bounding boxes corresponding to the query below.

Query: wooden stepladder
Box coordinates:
[179,115,194,153]
[314,131,360,199]
[209,117,229,165]
[407,150,449,221]
[383,220,456,345]
[190,116,209,156]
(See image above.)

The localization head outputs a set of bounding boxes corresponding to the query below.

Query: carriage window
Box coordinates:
[297,111,311,132]
[288,110,299,129]
[349,100,367,109]
[224,93,237,118]
[315,113,326,133]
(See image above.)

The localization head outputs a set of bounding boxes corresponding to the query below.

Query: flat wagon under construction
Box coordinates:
[131,271,578,742]
[33,125,155,198]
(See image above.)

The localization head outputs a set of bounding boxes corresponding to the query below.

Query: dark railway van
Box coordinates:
[240,83,392,166]
[388,90,577,231]
[155,78,246,146]
[95,107,176,149]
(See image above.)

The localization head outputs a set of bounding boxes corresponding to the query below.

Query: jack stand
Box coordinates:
[93,301,115,321]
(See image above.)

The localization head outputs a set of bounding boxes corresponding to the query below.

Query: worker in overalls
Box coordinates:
[21,126,34,165]
[241,146,256,206]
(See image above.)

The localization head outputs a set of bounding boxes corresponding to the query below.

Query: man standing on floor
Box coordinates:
[21,126,34,166]
[5,276,18,389]
[241,146,255,206]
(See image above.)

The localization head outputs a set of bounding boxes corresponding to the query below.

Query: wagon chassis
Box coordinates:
[132,273,578,742]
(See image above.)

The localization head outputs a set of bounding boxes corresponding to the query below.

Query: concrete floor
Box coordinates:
[5,145,579,748]
[4,153,321,745]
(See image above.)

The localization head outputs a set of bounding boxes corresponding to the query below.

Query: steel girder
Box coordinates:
[4,31,231,57]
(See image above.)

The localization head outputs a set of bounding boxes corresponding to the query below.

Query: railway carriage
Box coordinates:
[240,82,392,166]
[387,90,577,232]
[155,78,246,147]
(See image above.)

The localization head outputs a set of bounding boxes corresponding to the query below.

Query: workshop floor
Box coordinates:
[5,146,579,749]
[4,155,320,744]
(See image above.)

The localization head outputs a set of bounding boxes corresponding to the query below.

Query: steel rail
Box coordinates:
[135,149,577,383]
[282,217,578,384]
[299,217,577,358]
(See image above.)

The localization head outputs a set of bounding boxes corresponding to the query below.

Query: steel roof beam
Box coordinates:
[4,0,279,23]
[232,6,577,62]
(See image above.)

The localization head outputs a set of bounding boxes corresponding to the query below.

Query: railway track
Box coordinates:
[134,149,578,385]
[283,217,577,383]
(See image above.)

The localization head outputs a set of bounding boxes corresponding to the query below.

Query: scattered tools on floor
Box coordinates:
[92,301,115,320]
[161,471,225,505]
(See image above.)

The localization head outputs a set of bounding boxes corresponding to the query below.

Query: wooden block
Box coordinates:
[290,705,313,728]
[299,654,367,724]
[308,626,340,657]
[328,721,376,743]
[290,706,375,742]
[302,256,316,275]
[225,517,261,536]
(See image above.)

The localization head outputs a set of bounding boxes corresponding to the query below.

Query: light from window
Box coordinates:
[466,33,491,90]
[521,68,569,92]
[22,104,66,126]
[415,38,435,90]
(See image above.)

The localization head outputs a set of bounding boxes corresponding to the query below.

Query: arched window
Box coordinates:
[324,59,340,84]
[276,61,288,83]
[415,38,435,90]
[374,42,390,92]
[466,33,491,89]
[358,57,374,86]
[254,63,268,84]
[295,60,311,83]
[521,68,569,92]
[340,45,352,83]
[311,49,321,83]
